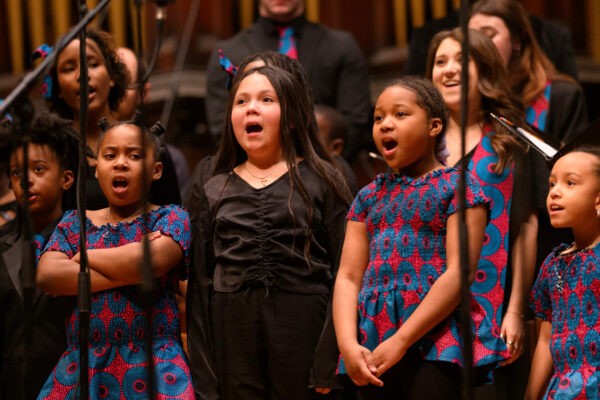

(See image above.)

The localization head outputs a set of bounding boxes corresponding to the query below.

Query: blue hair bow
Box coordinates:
[32,44,54,99]
[0,99,13,122]
[219,49,238,89]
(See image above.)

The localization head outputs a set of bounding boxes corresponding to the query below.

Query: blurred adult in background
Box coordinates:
[315,104,358,195]
[426,28,539,399]
[469,0,587,143]
[44,29,181,208]
[205,0,371,162]
[469,0,588,273]
[115,47,190,198]
[405,0,580,82]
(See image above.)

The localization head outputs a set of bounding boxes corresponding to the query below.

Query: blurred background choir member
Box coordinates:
[114,47,190,198]
[0,113,78,399]
[43,29,181,208]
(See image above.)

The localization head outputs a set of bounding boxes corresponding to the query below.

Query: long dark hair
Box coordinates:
[425,28,523,172]
[48,29,128,120]
[234,51,314,102]
[215,65,351,266]
[470,0,576,105]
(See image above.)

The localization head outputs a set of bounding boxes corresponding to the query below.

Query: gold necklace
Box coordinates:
[245,163,274,187]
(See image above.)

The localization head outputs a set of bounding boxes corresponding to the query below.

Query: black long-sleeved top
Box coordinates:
[187,162,348,399]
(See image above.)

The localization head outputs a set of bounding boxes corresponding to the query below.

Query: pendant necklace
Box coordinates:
[555,239,600,293]
[555,263,565,293]
[245,163,274,187]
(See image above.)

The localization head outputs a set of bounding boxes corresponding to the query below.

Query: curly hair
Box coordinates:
[1,112,80,210]
[425,28,524,173]
[47,29,128,120]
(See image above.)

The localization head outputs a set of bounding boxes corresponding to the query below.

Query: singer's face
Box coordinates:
[431,38,481,114]
[469,13,514,68]
[231,73,283,162]
[547,152,600,229]
[9,144,73,223]
[95,126,162,210]
[56,39,114,117]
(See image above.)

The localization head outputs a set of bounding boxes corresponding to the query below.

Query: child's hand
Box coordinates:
[71,252,80,264]
[342,343,383,387]
[500,311,525,366]
[371,334,406,377]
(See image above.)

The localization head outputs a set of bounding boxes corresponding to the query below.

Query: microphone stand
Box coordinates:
[0,0,112,118]
[0,2,112,398]
[458,1,474,399]
[76,2,91,398]
[133,1,175,397]
[11,98,36,400]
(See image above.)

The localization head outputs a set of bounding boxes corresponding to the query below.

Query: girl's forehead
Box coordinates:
[377,86,416,107]
[10,143,58,164]
[58,38,106,63]
[436,37,461,55]
[238,73,274,92]
[553,152,600,174]
[101,125,144,145]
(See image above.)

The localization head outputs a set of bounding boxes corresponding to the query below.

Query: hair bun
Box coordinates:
[149,121,165,137]
[131,110,143,125]
[98,118,112,132]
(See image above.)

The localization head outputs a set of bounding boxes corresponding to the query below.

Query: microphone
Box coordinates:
[152,0,175,20]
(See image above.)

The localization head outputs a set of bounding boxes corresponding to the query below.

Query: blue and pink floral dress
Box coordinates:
[37,205,194,400]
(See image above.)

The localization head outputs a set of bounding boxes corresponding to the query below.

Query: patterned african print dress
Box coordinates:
[526,80,551,132]
[467,130,514,367]
[338,167,489,372]
[530,243,600,399]
[36,205,194,400]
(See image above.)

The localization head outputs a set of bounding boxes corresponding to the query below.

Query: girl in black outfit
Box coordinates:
[187,65,351,400]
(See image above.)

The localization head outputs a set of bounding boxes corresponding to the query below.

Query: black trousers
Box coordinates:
[356,348,462,400]
[211,287,331,400]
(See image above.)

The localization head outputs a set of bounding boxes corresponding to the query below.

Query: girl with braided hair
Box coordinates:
[333,76,489,399]
[40,28,181,209]
[36,117,194,399]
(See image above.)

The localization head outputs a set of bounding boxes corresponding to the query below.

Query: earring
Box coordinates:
[596,208,600,218]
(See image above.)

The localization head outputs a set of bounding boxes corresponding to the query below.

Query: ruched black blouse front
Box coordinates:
[194,162,348,294]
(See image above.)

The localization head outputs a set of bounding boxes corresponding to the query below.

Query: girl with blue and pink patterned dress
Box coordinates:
[333,76,489,399]
[527,128,600,399]
[35,118,194,399]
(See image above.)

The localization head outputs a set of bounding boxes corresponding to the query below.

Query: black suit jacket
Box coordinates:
[0,218,74,400]
[205,15,371,161]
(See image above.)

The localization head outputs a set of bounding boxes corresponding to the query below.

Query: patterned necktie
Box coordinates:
[277,26,298,59]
